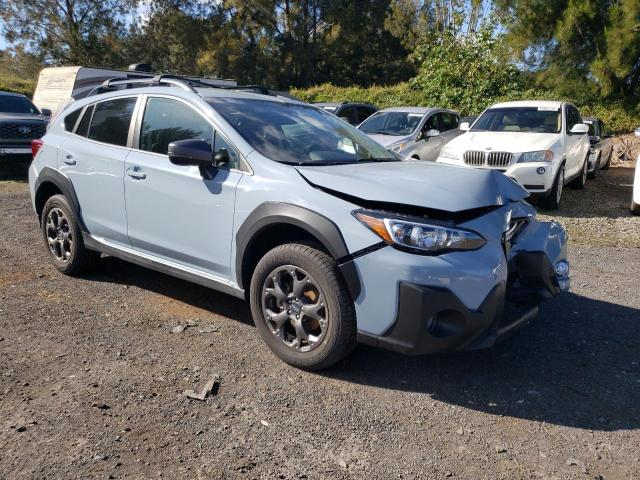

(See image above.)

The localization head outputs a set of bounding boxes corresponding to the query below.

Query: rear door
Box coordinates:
[124,95,243,279]
[564,105,584,178]
[414,113,443,161]
[58,96,138,244]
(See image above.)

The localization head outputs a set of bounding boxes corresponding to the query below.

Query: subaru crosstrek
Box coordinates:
[29,76,569,370]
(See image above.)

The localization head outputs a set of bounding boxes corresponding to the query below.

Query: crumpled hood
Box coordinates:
[297,161,528,213]
[367,133,412,148]
[0,113,48,123]
[448,131,559,153]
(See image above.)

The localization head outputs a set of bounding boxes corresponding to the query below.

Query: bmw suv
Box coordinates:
[29,76,569,370]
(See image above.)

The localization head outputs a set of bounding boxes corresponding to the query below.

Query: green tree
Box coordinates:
[0,0,136,66]
[497,0,640,97]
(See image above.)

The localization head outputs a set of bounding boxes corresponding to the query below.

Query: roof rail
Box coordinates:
[85,74,301,101]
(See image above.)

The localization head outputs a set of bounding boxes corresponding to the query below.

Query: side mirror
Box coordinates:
[168,139,213,166]
[213,148,230,168]
[635,127,640,137]
[41,108,52,117]
[590,136,601,145]
[425,129,440,138]
[570,123,589,135]
[459,122,470,131]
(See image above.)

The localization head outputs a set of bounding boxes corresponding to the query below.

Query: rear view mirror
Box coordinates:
[213,148,230,168]
[570,123,589,135]
[635,127,640,137]
[459,122,470,131]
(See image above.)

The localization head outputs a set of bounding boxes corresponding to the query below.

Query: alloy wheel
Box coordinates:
[45,207,73,262]
[261,265,328,352]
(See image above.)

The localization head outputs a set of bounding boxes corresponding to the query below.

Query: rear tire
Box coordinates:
[570,156,588,189]
[249,243,357,370]
[538,165,564,210]
[632,201,640,216]
[41,194,99,275]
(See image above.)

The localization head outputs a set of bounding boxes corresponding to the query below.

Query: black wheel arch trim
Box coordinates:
[235,202,364,301]
[34,166,88,232]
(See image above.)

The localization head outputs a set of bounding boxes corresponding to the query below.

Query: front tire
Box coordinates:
[538,165,564,210]
[587,153,600,179]
[41,194,99,275]
[249,243,357,370]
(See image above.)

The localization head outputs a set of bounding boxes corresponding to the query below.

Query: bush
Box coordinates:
[0,75,36,97]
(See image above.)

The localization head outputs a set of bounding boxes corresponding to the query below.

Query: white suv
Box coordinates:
[436,100,591,209]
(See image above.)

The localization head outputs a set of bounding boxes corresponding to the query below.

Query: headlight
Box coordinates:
[517,150,553,163]
[389,143,406,153]
[353,210,486,254]
[439,146,459,160]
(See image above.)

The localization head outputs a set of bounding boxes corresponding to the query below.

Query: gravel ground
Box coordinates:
[1,161,639,480]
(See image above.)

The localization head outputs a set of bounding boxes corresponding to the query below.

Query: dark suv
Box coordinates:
[0,91,50,159]
[313,102,377,126]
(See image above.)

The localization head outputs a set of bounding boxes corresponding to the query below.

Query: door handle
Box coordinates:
[126,166,147,180]
[63,154,76,165]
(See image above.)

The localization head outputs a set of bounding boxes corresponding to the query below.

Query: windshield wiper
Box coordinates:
[364,130,402,136]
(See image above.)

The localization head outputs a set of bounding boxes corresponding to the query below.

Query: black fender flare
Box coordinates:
[34,167,88,232]
[235,202,361,300]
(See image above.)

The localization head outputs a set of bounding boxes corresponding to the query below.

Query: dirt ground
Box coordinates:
[1,160,639,480]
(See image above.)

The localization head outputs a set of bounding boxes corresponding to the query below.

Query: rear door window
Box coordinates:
[88,97,137,147]
[356,106,375,124]
[438,113,459,131]
[337,106,357,125]
[64,108,82,132]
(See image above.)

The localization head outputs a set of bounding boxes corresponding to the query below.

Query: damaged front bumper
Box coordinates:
[355,213,569,355]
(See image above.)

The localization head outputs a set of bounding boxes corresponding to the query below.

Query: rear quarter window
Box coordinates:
[64,108,82,132]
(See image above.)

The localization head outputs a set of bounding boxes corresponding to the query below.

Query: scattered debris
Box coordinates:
[92,402,110,410]
[183,376,219,401]
[172,325,186,334]
[93,454,108,461]
[566,458,588,473]
[260,420,269,427]
[15,425,27,432]
[456,428,464,435]
[495,445,507,453]
[197,325,218,334]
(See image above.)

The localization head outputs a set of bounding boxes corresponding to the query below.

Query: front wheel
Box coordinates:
[538,165,565,210]
[249,243,357,370]
[587,153,600,179]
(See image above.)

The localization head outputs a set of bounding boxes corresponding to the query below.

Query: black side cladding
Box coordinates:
[235,202,364,300]
[34,167,88,232]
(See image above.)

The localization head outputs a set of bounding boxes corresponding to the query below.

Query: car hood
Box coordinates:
[449,131,558,153]
[297,161,528,213]
[0,113,48,123]
[366,133,412,147]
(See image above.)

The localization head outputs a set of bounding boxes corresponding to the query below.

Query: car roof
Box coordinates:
[313,102,340,107]
[0,91,27,98]
[582,116,598,122]
[377,106,449,114]
[489,100,564,109]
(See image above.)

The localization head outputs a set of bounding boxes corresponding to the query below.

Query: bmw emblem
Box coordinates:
[18,126,31,134]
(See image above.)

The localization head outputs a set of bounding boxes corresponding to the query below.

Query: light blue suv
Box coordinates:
[29,76,569,370]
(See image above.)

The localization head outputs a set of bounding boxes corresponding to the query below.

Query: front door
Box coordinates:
[124,96,242,279]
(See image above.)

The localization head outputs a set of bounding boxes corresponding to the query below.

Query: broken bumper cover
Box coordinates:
[358,251,568,355]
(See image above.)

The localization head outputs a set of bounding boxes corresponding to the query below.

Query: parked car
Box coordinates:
[29,76,569,370]
[583,117,613,178]
[358,107,462,161]
[632,127,640,215]
[437,100,591,209]
[312,102,377,125]
[0,91,51,160]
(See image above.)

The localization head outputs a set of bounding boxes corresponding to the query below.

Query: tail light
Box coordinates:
[31,139,44,158]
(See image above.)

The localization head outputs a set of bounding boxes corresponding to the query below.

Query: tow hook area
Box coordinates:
[554,260,570,291]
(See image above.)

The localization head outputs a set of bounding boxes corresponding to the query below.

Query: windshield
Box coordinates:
[208,98,397,165]
[359,111,423,136]
[472,107,561,133]
[0,95,40,115]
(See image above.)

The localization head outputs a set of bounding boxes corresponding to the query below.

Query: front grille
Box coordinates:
[487,152,513,167]
[463,150,485,166]
[463,150,514,168]
[0,123,46,140]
